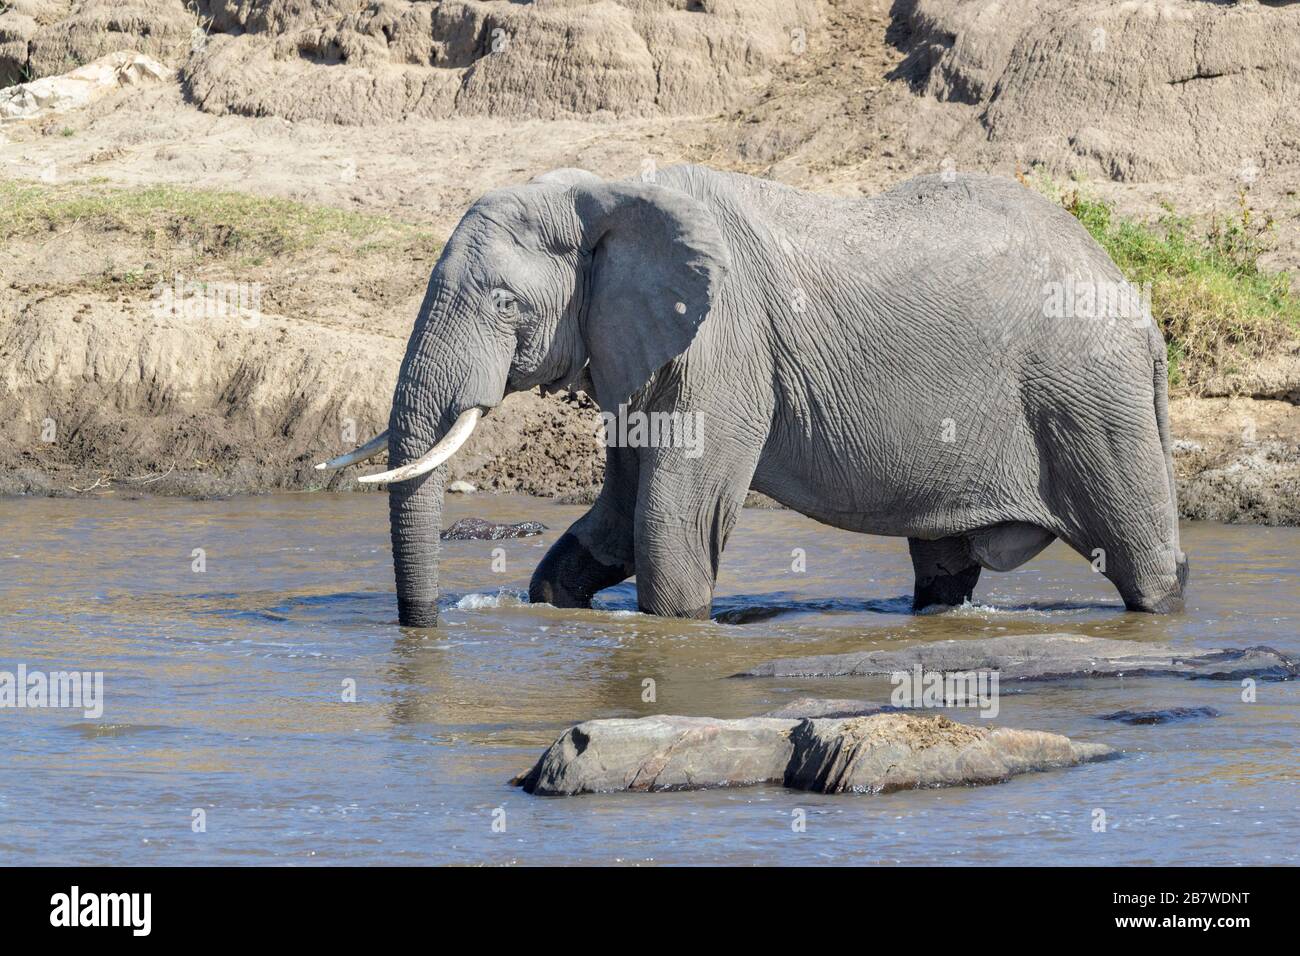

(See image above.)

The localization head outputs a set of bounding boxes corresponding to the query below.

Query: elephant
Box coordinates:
[316,163,1188,626]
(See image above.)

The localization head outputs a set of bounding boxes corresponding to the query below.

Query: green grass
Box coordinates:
[0,180,440,263]
[1037,174,1297,389]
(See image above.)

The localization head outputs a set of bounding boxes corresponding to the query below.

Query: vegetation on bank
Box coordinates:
[0,179,441,264]
[1037,175,1298,389]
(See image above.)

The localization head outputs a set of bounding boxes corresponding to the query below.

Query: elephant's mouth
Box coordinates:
[315,406,485,485]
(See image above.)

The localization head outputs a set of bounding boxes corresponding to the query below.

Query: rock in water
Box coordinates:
[515,709,1112,796]
[1099,707,1221,726]
[516,716,798,796]
[785,714,1111,794]
[439,518,547,540]
[735,634,1297,682]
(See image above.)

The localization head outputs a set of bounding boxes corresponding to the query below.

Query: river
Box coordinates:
[1,493,1296,865]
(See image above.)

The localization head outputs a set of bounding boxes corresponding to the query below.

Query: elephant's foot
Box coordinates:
[913,566,981,611]
[908,535,982,612]
[1115,557,1188,613]
[632,535,717,618]
[529,531,631,608]
[1059,530,1188,614]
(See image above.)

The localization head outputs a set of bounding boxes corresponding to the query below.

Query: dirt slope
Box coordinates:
[0,0,1297,521]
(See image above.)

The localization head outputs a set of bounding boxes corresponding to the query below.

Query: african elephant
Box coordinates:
[317,164,1188,626]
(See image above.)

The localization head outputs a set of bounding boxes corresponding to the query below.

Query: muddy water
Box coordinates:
[1,493,1296,865]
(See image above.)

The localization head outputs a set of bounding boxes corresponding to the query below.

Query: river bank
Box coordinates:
[0,174,1295,522]
[4,387,1299,526]
[1,1,1297,521]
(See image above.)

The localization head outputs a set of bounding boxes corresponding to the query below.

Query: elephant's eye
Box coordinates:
[490,288,518,317]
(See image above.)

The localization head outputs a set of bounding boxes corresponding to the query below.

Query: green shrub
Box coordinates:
[1052,179,1296,390]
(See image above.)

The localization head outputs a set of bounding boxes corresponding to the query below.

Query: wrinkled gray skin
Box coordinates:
[387,164,1188,627]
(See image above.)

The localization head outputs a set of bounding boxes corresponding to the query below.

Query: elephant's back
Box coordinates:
[861,172,1119,285]
[858,173,1150,372]
[667,163,1156,389]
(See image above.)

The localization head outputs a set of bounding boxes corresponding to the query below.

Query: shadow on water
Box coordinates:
[711,593,913,623]
[709,593,1119,624]
[214,585,1114,629]
[195,590,395,626]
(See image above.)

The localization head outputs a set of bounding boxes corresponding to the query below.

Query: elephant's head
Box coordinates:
[317,168,730,625]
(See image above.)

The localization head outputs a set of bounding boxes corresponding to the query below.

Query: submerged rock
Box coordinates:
[1099,706,1221,726]
[439,517,547,541]
[514,708,1112,796]
[735,634,1297,682]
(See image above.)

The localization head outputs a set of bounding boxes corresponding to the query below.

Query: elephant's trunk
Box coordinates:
[385,351,465,628]
[385,372,506,627]
[386,407,483,626]
[388,459,446,628]
[384,271,513,626]
[387,371,503,626]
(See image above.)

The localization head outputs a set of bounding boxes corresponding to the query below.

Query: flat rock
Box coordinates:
[515,716,798,796]
[785,714,1112,794]
[761,697,892,719]
[439,517,547,540]
[735,634,1297,682]
[1099,706,1222,726]
[515,710,1112,797]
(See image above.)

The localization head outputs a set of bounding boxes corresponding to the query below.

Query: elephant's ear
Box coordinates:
[573,181,730,409]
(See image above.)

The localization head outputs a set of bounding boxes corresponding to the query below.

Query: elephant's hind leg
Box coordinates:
[909,535,981,611]
[1052,515,1185,614]
[968,522,1056,572]
[1074,533,1185,614]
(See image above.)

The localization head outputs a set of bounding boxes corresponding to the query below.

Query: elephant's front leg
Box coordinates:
[529,447,636,608]
[634,454,753,620]
[529,517,633,608]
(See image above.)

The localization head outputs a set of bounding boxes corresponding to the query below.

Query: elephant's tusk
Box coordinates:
[357,408,482,485]
[314,430,390,471]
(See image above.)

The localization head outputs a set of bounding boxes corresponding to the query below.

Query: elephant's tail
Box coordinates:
[1149,322,1187,593]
